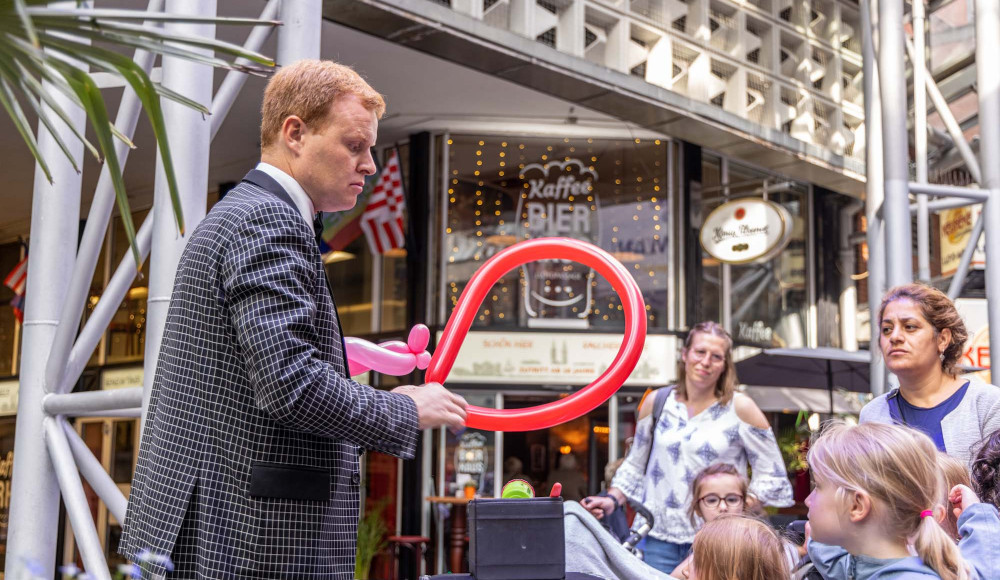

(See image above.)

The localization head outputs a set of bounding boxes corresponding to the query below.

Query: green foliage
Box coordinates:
[0,0,276,267]
[355,497,390,580]
[777,410,811,473]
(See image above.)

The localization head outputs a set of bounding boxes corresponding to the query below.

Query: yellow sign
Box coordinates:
[939,207,973,277]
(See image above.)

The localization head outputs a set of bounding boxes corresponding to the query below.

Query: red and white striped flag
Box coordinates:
[4,255,27,296]
[360,149,406,255]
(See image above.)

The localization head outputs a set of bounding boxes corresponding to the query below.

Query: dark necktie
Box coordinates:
[313,212,324,249]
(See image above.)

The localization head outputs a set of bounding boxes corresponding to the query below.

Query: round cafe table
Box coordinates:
[426,495,473,573]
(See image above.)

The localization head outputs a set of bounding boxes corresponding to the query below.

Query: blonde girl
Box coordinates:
[806,422,970,579]
[688,516,789,580]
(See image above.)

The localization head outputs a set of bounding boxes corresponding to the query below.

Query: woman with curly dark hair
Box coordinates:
[971,429,1000,509]
[860,283,1000,466]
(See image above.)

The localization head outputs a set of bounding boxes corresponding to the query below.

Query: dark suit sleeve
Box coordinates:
[222,204,420,458]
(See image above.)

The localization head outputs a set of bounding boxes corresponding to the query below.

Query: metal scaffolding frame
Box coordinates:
[4,1,319,578]
[865,0,1000,394]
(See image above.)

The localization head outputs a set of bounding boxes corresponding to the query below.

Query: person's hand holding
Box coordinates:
[393,382,467,429]
[949,484,981,520]
[581,495,615,520]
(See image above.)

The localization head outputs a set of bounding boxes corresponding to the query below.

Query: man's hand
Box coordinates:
[393,382,467,429]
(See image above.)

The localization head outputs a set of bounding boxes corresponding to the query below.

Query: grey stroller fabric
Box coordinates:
[563,501,675,580]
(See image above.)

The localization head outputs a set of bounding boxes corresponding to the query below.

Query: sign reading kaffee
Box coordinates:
[700,198,792,264]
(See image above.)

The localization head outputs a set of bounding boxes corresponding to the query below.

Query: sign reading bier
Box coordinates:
[516,159,600,325]
[700,198,792,264]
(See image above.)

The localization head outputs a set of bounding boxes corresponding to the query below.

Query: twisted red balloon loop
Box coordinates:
[426,237,647,431]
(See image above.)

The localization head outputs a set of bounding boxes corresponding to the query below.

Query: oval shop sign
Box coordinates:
[699,198,792,264]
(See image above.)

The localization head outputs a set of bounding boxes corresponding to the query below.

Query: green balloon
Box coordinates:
[501,479,535,499]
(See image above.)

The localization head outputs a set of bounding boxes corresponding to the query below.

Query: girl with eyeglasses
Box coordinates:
[670,464,799,578]
[583,322,793,573]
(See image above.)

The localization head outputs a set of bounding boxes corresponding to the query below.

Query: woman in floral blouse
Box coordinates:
[583,321,793,573]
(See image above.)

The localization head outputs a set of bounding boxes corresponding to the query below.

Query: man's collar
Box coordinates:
[255,162,316,224]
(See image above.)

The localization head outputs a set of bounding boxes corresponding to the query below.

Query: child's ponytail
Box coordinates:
[912,513,968,580]
[808,422,971,580]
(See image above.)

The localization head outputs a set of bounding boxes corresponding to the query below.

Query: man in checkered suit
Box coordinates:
[121,60,468,579]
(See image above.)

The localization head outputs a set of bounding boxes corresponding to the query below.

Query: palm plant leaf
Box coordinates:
[0,2,277,268]
[40,30,188,239]
[50,60,142,268]
[9,57,102,161]
[34,17,276,69]
[0,72,51,182]
[12,0,38,48]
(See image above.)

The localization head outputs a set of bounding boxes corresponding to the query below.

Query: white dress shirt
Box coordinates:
[255,162,316,225]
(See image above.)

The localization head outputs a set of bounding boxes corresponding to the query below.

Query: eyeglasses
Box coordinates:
[698,493,744,509]
[687,348,725,366]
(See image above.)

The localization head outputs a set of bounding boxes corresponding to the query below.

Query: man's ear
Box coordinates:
[847,490,872,523]
[280,115,306,153]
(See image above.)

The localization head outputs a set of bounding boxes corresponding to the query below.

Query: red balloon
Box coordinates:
[426,237,647,431]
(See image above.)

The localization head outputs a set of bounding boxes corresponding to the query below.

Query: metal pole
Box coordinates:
[276,0,322,65]
[62,418,128,523]
[974,0,1000,386]
[61,218,152,394]
[908,183,988,200]
[142,0,216,424]
[947,213,984,299]
[862,0,887,395]
[879,0,913,287]
[72,409,142,418]
[44,418,112,580]
[45,0,163,397]
[904,38,983,184]
[43,387,144,415]
[5,19,86,576]
[210,0,279,140]
[840,200,865,351]
[921,198,987,213]
[912,0,929,281]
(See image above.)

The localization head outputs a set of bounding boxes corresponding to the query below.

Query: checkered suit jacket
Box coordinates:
[120,170,419,579]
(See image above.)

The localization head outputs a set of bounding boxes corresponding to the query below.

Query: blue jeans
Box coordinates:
[642,537,692,574]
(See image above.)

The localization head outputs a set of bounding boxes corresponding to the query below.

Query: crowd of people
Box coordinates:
[582,282,1000,580]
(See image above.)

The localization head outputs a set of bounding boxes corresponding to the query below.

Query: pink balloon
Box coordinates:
[345,324,433,376]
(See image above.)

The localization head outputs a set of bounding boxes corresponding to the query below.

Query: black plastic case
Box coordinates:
[467,497,566,580]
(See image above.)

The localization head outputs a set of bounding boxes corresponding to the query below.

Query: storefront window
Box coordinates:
[699,157,810,347]
[324,234,374,336]
[380,252,407,332]
[0,418,15,571]
[0,243,22,377]
[612,393,642,474]
[378,143,409,333]
[442,135,671,331]
[443,392,496,497]
[106,212,150,363]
